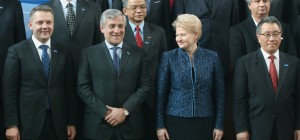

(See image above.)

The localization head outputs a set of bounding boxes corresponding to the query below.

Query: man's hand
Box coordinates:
[213,129,223,140]
[236,131,249,140]
[157,128,170,140]
[67,125,76,140]
[294,130,300,140]
[6,126,20,140]
[104,105,127,126]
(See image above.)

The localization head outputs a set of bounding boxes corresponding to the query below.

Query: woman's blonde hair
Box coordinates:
[172,14,202,41]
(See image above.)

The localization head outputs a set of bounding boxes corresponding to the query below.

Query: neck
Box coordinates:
[185,44,197,58]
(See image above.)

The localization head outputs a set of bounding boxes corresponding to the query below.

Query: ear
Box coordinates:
[122,8,127,15]
[194,32,199,42]
[100,25,105,33]
[28,21,33,30]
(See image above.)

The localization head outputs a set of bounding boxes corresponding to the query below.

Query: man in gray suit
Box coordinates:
[77,9,150,140]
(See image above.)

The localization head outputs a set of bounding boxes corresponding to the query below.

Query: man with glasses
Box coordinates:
[233,16,300,140]
[229,0,297,68]
[122,0,168,139]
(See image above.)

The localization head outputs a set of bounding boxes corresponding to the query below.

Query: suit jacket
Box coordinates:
[229,17,297,68]
[2,38,77,140]
[45,0,102,71]
[87,0,122,12]
[77,42,150,139]
[0,0,26,138]
[233,49,300,140]
[173,0,239,74]
[124,21,168,109]
[145,0,172,50]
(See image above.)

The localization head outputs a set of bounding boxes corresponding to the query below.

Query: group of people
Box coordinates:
[0,0,300,140]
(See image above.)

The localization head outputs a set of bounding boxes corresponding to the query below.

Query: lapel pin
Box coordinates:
[0,6,3,9]
[145,42,150,44]
[53,50,58,53]
[147,36,152,39]
[82,8,86,11]
[284,64,288,67]
[126,52,131,55]
[154,1,161,3]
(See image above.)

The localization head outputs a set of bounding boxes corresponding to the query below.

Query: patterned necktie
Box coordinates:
[40,45,51,80]
[112,47,120,73]
[269,55,278,92]
[66,3,75,35]
[135,26,143,48]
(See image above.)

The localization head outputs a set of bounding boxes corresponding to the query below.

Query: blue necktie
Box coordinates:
[112,47,120,73]
[40,45,51,109]
[40,45,51,80]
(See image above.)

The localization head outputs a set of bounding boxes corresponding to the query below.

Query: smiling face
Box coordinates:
[175,27,198,50]
[257,23,282,54]
[122,0,147,25]
[29,11,54,43]
[100,15,126,46]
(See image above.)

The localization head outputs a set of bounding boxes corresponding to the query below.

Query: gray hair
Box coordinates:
[100,9,126,26]
[256,16,282,34]
[172,14,202,41]
[245,0,273,4]
[30,5,53,21]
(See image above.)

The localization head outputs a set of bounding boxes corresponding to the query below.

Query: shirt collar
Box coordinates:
[251,15,259,26]
[260,48,279,60]
[128,21,145,34]
[32,35,51,49]
[105,40,123,49]
[60,0,77,9]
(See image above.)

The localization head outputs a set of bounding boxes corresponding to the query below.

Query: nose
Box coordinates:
[258,0,266,6]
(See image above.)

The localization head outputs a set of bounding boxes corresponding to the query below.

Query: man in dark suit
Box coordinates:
[77,9,150,140]
[229,0,297,68]
[233,16,300,140]
[2,5,77,140]
[45,0,103,137]
[122,0,168,139]
[0,0,26,139]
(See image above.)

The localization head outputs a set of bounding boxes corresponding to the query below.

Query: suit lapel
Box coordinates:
[28,39,49,82]
[276,52,289,96]
[245,18,258,43]
[119,43,132,76]
[100,43,118,76]
[52,0,70,34]
[48,44,59,84]
[256,50,276,95]
[212,0,223,17]
[125,24,138,47]
[143,23,153,54]
[73,0,87,35]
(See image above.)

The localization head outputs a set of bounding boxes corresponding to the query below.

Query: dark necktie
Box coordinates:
[135,26,143,48]
[112,47,120,73]
[66,3,75,35]
[40,45,51,109]
[269,55,278,92]
[40,45,50,80]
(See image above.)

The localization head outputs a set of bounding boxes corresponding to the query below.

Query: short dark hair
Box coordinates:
[29,5,54,21]
[256,16,282,34]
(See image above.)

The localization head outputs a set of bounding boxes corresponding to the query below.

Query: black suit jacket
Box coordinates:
[145,0,172,50]
[229,17,297,68]
[2,38,77,140]
[77,42,150,139]
[173,0,239,73]
[0,0,26,138]
[45,0,102,71]
[233,49,300,140]
[87,0,122,12]
[124,21,168,109]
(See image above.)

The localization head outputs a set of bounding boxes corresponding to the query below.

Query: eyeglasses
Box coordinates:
[258,32,282,39]
[127,5,147,11]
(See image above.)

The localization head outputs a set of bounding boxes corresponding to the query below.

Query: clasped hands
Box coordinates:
[104,105,127,126]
